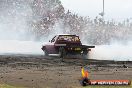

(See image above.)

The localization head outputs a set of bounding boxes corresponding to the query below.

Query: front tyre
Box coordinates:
[43,48,49,56]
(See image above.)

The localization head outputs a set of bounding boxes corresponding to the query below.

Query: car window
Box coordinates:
[51,36,57,43]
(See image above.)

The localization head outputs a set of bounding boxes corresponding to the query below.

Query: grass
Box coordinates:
[84,85,131,88]
[0,84,25,88]
[84,82,132,88]
[80,80,132,88]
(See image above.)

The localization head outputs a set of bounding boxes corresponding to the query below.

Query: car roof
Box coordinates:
[57,34,77,36]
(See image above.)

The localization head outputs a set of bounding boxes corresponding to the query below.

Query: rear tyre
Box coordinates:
[81,50,88,65]
[82,50,88,59]
[59,47,66,60]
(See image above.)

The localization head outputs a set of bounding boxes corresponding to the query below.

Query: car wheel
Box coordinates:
[59,47,66,59]
[82,50,88,59]
[44,48,49,56]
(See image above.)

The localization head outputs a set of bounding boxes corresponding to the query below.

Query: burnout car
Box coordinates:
[41,34,95,59]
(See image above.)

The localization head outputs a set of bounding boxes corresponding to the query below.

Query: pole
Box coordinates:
[103,0,104,19]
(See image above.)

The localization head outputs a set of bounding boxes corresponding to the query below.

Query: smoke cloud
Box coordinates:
[0,40,43,55]
[0,0,44,55]
[89,41,132,61]
[0,0,33,40]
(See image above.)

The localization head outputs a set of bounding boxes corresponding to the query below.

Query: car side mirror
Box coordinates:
[49,40,51,42]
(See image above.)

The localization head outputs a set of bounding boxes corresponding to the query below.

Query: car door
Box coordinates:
[46,36,58,54]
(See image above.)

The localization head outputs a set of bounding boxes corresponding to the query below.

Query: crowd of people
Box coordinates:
[30,0,132,45]
[62,11,132,45]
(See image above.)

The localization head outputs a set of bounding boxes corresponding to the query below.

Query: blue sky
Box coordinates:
[60,0,132,21]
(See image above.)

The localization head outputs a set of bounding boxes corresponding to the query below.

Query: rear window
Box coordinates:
[58,35,80,42]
